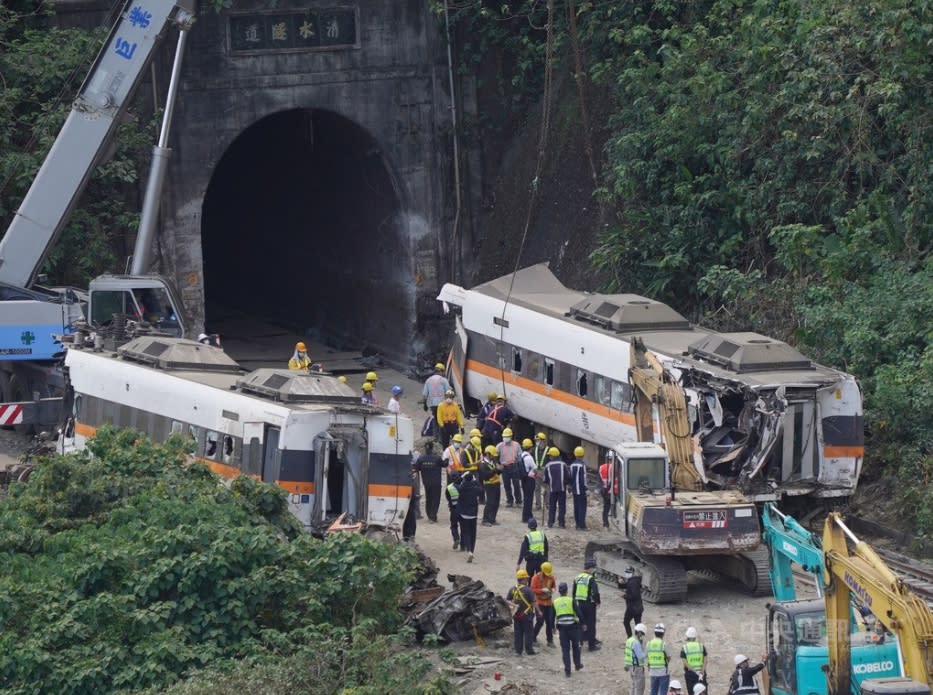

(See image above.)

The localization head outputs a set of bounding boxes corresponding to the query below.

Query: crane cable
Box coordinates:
[496,0,556,395]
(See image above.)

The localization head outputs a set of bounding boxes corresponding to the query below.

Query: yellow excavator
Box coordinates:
[822,512,933,695]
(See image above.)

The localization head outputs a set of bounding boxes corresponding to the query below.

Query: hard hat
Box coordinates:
[361,382,374,392]
[654,623,666,634]
[452,433,464,443]
[574,446,585,457]
[484,445,498,456]
[487,391,498,401]
[541,562,553,576]
[670,681,683,691]
[623,566,635,578]
[198,333,209,343]
[445,389,455,397]
[536,432,547,441]
[734,654,748,666]
[694,685,707,695]
[470,436,482,448]
[527,517,538,528]
[516,569,529,580]
[685,626,698,639]
[635,623,647,634]
[548,447,560,457]
[496,393,505,401]
[522,438,533,449]
[502,427,513,437]
[366,371,379,382]
[296,341,307,352]
[470,428,482,438]
[338,375,348,383]
[435,362,446,371]
[584,557,596,569]
[391,385,403,396]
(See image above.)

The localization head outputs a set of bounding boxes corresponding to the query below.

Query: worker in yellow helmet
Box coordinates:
[533,432,549,512]
[543,446,570,529]
[436,389,464,448]
[476,390,498,433]
[480,444,503,526]
[508,568,540,656]
[288,341,312,371]
[422,362,452,420]
[570,446,589,530]
[360,381,376,406]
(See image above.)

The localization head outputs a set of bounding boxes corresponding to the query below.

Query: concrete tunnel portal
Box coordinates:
[201,107,413,363]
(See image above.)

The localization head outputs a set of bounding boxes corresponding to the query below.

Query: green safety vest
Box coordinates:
[646,638,668,669]
[534,445,548,469]
[553,595,577,625]
[625,636,642,666]
[526,530,545,555]
[446,482,459,500]
[683,641,705,669]
[574,572,592,601]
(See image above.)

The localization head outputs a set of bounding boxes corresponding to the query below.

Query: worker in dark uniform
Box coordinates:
[573,558,601,651]
[445,476,461,550]
[519,438,537,523]
[507,569,540,656]
[730,654,768,695]
[569,446,588,530]
[553,581,583,676]
[620,565,644,638]
[516,517,549,576]
[480,445,503,526]
[456,471,482,563]
[543,447,570,528]
[402,461,418,542]
[481,394,513,445]
[476,390,497,432]
[414,441,444,522]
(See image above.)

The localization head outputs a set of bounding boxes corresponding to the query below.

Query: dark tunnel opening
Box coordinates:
[201,108,411,359]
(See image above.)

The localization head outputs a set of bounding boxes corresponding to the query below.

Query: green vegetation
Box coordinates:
[0,428,452,694]
[443,0,931,531]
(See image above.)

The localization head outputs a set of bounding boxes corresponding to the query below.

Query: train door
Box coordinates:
[313,429,367,523]
[449,315,469,404]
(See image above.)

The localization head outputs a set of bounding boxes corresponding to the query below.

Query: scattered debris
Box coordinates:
[404,574,511,642]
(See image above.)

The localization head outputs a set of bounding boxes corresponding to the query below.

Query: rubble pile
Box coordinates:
[404,572,511,643]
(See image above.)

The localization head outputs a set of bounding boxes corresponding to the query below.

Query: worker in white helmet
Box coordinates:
[680,626,707,695]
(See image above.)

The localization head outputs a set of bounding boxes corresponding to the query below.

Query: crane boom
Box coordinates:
[0,0,195,288]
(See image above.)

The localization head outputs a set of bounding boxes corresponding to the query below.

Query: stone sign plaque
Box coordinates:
[229,7,358,53]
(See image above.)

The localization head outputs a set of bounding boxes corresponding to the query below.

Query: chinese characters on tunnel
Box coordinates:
[230,8,357,53]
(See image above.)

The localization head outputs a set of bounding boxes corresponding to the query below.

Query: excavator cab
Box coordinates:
[88,275,186,338]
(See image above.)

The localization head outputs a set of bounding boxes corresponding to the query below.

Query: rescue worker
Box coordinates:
[481,394,513,445]
[680,626,707,695]
[442,433,464,485]
[460,435,484,503]
[532,432,549,511]
[402,459,418,541]
[445,475,461,550]
[647,623,672,695]
[553,582,584,676]
[414,441,443,522]
[507,569,539,656]
[436,389,464,448]
[730,654,767,695]
[387,385,403,414]
[668,679,684,695]
[621,565,644,638]
[625,623,649,695]
[519,438,537,522]
[360,381,376,405]
[288,342,312,371]
[573,558,601,651]
[476,391,498,431]
[469,427,483,448]
[569,446,588,530]
[456,471,482,563]
[497,428,523,507]
[480,445,503,526]
[543,447,570,528]
[422,363,451,421]
[598,451,613,528]
[365,370,379,386]
[531,561,556,646]
[517,517,549,576]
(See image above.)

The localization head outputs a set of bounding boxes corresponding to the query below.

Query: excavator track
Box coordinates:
[685,547,772,597]
[585,540,688,604]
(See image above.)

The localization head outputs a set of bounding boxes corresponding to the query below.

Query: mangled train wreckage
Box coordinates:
[438,264,864,505]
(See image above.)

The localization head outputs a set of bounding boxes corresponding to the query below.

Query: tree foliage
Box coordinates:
[0,428,446,694]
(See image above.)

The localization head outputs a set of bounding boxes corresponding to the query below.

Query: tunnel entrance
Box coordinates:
[201,108,410,359]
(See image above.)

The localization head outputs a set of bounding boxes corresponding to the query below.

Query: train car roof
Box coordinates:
[468,264,846,388]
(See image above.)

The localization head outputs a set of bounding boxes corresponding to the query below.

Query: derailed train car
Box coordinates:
[438,264,864,503]
[61,337,413,529]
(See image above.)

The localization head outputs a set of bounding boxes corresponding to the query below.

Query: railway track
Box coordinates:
[874,548,933,607]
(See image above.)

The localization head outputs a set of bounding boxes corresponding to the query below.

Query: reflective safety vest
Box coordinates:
[574,572,592,602]
[553,595,577,625]
[446,446,463,473]
[625,636,642,667]
[486,404,506,428]
[533,445,548,470]
[526,530,546,555]
[446,482,459,502]
[511,584,534,617]
[732,668,761,695]
[683,641,705,669]
[483,459,501,485]
[646,638,668,669]
[463,447,480,472]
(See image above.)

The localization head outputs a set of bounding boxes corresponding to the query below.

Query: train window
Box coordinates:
[205,431,219,459]
[544,358,555,386]
[596,376,611,406]
[223,436,235,463]
[171,421,183,435]
[512,347,523,374]
[577,370,588,398]
[525,352,542,380]
[610,381,626,410]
